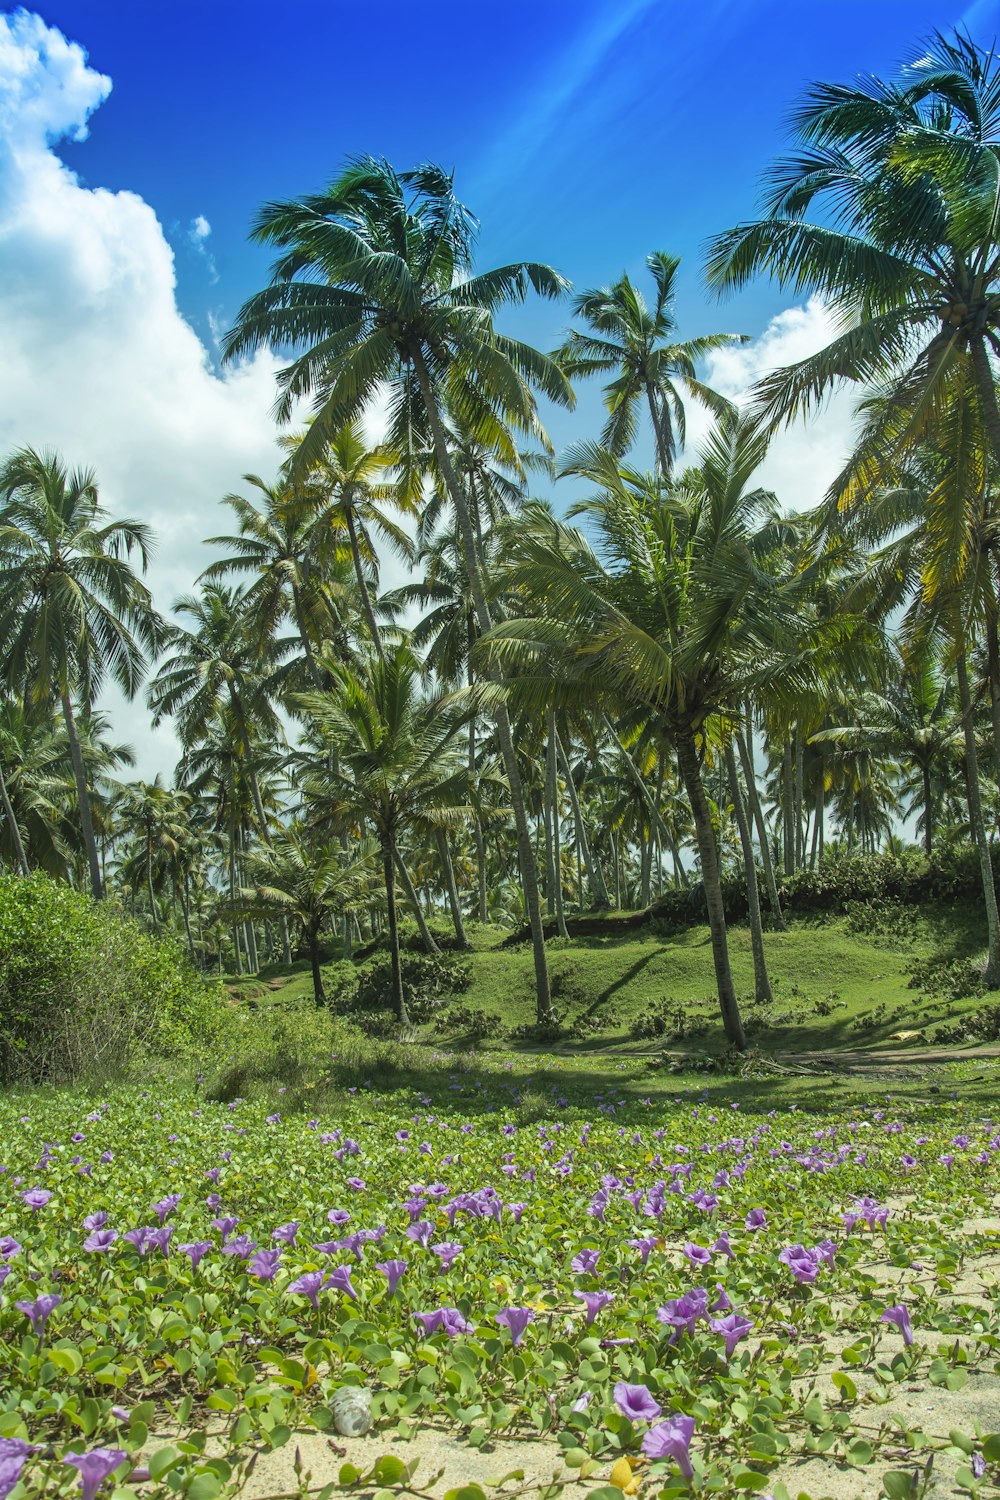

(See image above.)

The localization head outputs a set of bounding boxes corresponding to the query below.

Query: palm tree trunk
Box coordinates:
[228,829,243,975]
[547,713,569,938]
[557,736,609,908]
[922,762,934,856]
[308,927,326,1007]
[394,851,440,954]
[958,649,1000,985]
[436,830,469,948]
[291,582,325,689]
[645,382,672,476]
[611,828,622,909]
[0,753,29,876]
[382,834,408,1025]
[467,662,489,923]
[782,737,794,875]
[973,336,1000,467]
[180,870,197,963]
[982,565,1000,785]
[344,508,385,662]
[412,349,551,1021]
[60,692,103,900]
[677,729,746,1050]
[726,741,772,1004]
[738,729,787,929]
[145,837,159,929]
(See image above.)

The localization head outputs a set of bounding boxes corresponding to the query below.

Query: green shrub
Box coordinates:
[346,949,471,1022]
[432,1004,508,1040]
[0,871,227,1084]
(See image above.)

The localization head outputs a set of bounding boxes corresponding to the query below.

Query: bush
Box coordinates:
[345,949,472,1023]
[432,1004,508,1040]
[0,871,227,1084]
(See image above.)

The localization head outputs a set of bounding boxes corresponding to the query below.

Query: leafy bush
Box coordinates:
[0,871,226,1084]
[341,949,471,1022]
[907,954,987,1001]
[433,1004,509,1040]
[631,999,709,1042]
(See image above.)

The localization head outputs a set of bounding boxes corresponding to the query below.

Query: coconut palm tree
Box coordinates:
[298,642,468,1024]
[556,252,745,473]
[222,155,574,1023]
[0,447,162,898]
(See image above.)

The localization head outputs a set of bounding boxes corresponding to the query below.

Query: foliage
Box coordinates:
[0,871,225,1084]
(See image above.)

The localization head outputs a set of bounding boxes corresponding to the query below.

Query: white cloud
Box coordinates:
[186,212,217,281]
[0,10,287,778]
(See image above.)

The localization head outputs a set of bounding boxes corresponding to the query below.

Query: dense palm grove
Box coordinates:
[3,32,1000,1050]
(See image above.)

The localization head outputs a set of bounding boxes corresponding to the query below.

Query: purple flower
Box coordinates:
[683,1242,712,1269]
[614,1382,662,1423]
[211,1215,239,1239]
[288,1271,329,1308]
[327,1208,351,1226]
[642,1414,695,1476]
[146,1226,174,1255]
[744,1207,767,1231]
[0,1438,36,1500]
[376,1259,408,1295]
[709,1311,754,1358]
[83,1228,118,1254]
[82,1212,108,1232]
[627,1236,658,1265]
[0,1238,21,1259]
[328,1265,358,1301]
[220,1234,257,1259]
[495,1307,534,1346]
[712,1232,735,1260]
[123,1227,154,1256]
[575,1290,615,1325]
[272,1222,299,1246]
[657,1288,708,1339]
[406,1219,435,1247]
[151,1194,181,1223]
[16,1293,61,1335]
[710,1283,732,1313]
[972,1454,986,1480]
[779,1244,819,1284]
[21,1188,52,1211]
[571,1248,600,1274]
[431,1241,463,1270]
[881,1304,913,1347]
[178,1240,212,1269]
[415,1307,471,1338]
[249,1248,282,1280]
[62,1446,128,1500]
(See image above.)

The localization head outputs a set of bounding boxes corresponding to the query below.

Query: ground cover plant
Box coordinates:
[2,1066,1000,1500]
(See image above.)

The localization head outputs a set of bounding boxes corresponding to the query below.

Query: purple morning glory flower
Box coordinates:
[327,1208,351,1226]
[642,1414,695,1476]
[178,1241,212,1269]
[376,1259,408,1295]
[146,1226,173,1255]
[571,1248,600,1274]
[745,1207,767,1230]
[328,1265,358,1301]
[657,1288,708,1338]
[710,1311,754,1358]
[431,1241,463,1270]
[82,1212,108,1232]
[61,1446,128,1500]
[123,1227,154,1256]
[248,1248,282,1280]
[614,1382,662,1423]
[151,1194,181,1223]
[21,1188,52,1211]
[495,1307,534,1346]
[211,1215,239,1239]
[779,1245,819,1283]
[83,1228,118,1254]
[406,1220,435,1247]
[712,1232,735,1260]
[627,1236,658,1265]
[0,1238,21,1259]
[288,1271,329,1308]
[683,1242,712,1269]
[220,1234,257,1259]
[16,1293,61,1335]
[0,1438,36,1499]
[575,1290,615,1325]
[710,1284,732,1313]
[272,1222,299,1246]
[881,1304,914,1347]
[415,1307,471,1338]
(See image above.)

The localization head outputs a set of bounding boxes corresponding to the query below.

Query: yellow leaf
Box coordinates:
[609,1458,633,1490]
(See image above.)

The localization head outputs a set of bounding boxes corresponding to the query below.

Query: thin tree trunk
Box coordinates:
[180,871,197,963]
[467,659,489,923]
[782,736,794,875]
[547,713,569,938]
[737,728,787,929]
[611,828,622,909]
[646,382,672,476]
[412,349,551,1021]
[0,753,29,876]
[229,830,243,975]
[795,731,806,868]
[982,564,1000,786]
[922,762,933,856]
[726,741,772,1005]
[558,737,609,907]
[145,839,159,929]
[61,692,102,899]
[308,928,326,1007]
[958,649,1000,985]
[677,730,746,1050]
[973,335,1000,466]
[291,582,325,689]
[382,834,408,1025]
[394,851,440,954]
[437,830,469,948]
[345,508,385,662]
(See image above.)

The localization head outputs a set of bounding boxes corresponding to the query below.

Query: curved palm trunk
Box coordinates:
[0,753,29,876]
[957,650,1000,986]
[344,508,385,662]
[558,735,610,908]
[547,713,569,938]
[307,924,326,1007]
[737,727,787,929]
[726,741,772,1005]
[61,692,103,900]
[412,349,551,1021]
[394,851,440,954]
[466,657,489,923]
[145,837,159,930]
[645,383,672,476]
[291,581,325,689]
[437,831,469,948]
[381,834,408,1025]
[677,730,746,1050]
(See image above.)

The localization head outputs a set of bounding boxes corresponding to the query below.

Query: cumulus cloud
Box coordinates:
[0,10,286,776]
[186,212,218,281]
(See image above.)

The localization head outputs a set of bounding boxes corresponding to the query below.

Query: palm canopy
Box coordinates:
[556,252,745,472]
[706,30,1000,538]
[222,155,574,473]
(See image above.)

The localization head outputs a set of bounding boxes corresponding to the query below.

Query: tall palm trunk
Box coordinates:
[782,737,794,875]
[677,729,746,1050]
[0,753,29,876]
[645,382,672,476]
[557,736,609,908]
[381,833,408,1025]
[344,508,386,662]
[726,741,772,1004]
[307,923,326,1007]
[394,852,440,954]
[180,870,197,963]
[467,654,489,922]
[957,650,1000,985]
[145,836,159,929]
[547,713,569,938]
[737,727,787,929]
[412,350,551,1021]
[61,691,103,900]
[436,831,469,948]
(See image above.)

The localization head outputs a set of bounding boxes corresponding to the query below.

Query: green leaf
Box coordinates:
[148,1446,180,1481]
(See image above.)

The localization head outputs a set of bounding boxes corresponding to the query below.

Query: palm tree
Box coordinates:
[0,447,161,898]
[298,643,468,1024]
[556,251,745,472]
[222,155,574,1023]
[242,826,378,1005]
[115,776,192,930]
